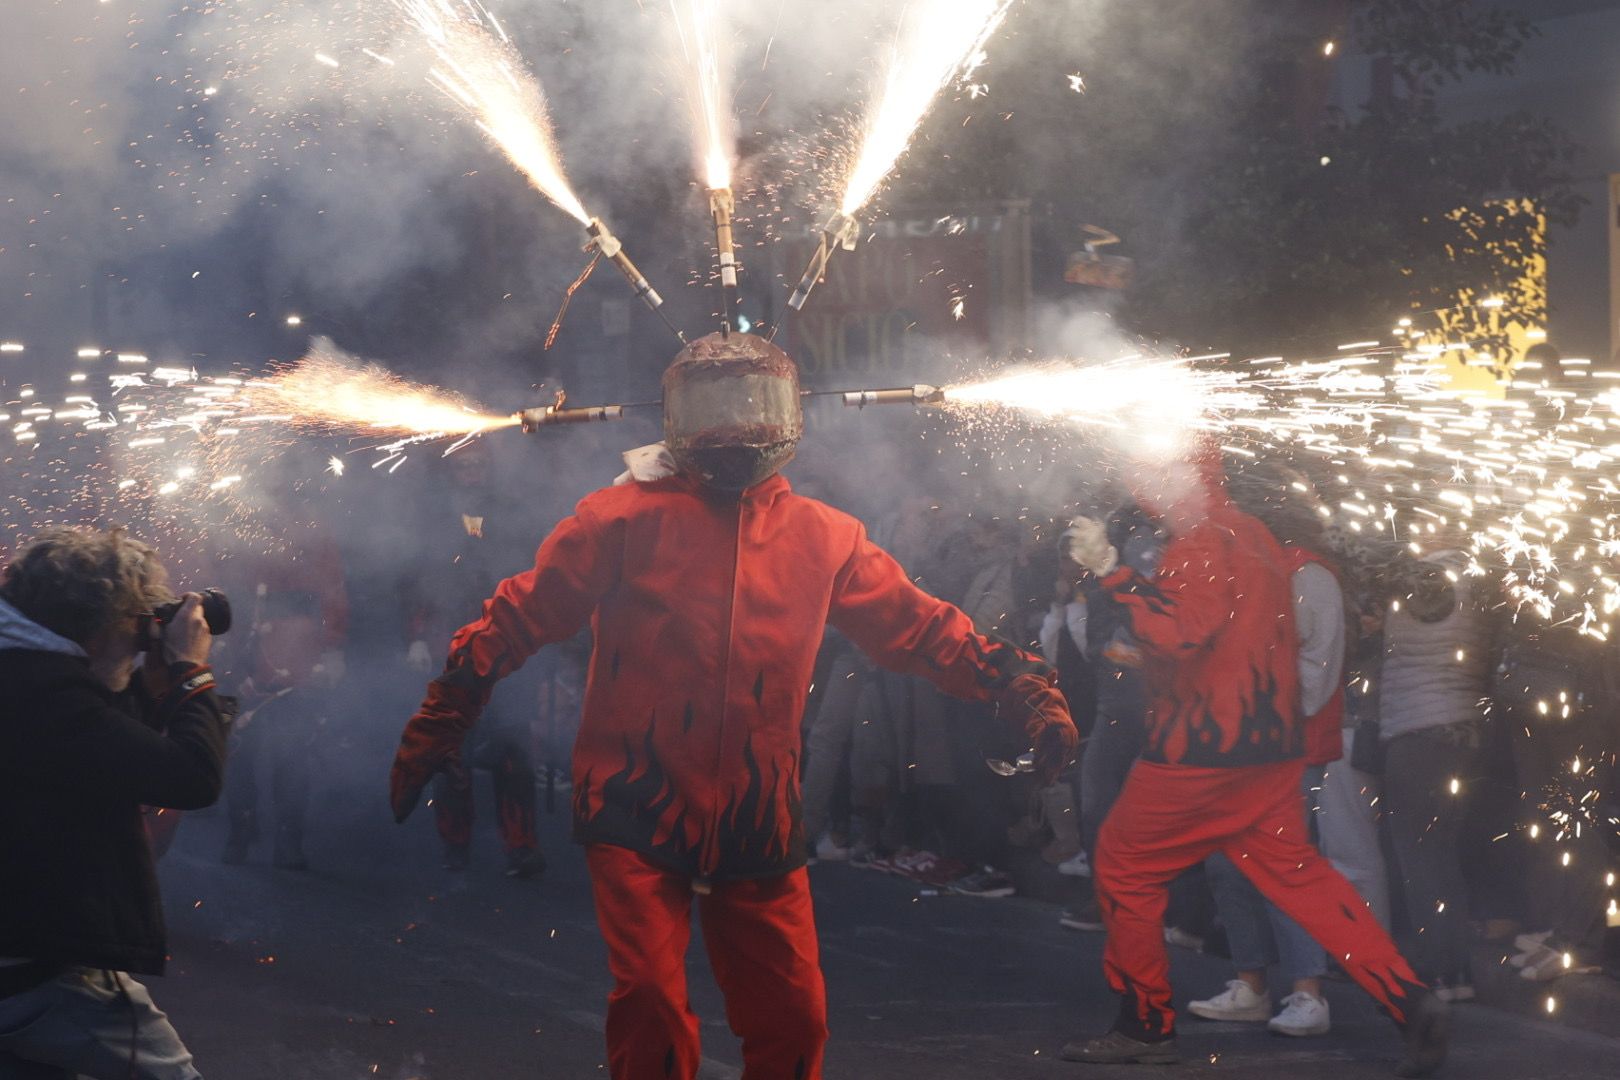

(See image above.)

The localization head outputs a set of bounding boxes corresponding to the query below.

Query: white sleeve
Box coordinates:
[1294,563,1346,717]
[1065,600,1090,660]
[1039,603,1064,663]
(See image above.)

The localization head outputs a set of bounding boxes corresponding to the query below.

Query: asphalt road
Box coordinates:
[151,788,1620,1080]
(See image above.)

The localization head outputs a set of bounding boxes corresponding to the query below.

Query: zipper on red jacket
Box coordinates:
[695,494,746,889]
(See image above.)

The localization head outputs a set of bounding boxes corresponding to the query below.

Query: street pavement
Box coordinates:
[152,795,1620,1080]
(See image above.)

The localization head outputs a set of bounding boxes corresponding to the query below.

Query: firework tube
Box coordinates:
[584,218,687,345]
[585,218,663,307]
[786,212,861,312]
[710,188,738,336]
[841,385,946,408]
[517,403,626,433]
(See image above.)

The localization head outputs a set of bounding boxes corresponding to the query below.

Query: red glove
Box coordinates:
[390,677,483,823]
[999,673,1078,786]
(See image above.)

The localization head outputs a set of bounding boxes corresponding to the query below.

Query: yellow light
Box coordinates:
[1448,777,1461,795]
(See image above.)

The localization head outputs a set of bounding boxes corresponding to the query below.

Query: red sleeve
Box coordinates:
[827,527,1051,702]
[1102,527,1234,658]
[438,502,620,704]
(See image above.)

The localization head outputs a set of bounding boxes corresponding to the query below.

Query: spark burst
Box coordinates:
[237,337,517,445]
[392,0,590,224]
[838,0,1013,217]
[670,0,735,192]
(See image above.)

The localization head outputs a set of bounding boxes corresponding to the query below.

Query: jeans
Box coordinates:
[1318,729,1391,929]
[1205,766,1329,982]
[1080,708,1145,858]
[0,968,200,1080]
[1383,722,1481,983]
[801,648,866,841]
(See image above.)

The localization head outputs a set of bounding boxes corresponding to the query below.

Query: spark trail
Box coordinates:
[671,0,735,192]
[392,0,590,224]
[839,0,1013,217]
[237,337,516,443]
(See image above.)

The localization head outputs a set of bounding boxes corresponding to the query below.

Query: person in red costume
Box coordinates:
[389,333,1077,1080]
[1058,450,1449,1078]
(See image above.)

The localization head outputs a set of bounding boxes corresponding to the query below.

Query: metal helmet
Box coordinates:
[662,332,803,492]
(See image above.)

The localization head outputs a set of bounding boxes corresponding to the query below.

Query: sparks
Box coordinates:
[392,0,590,224]
[236,337,517,443]
[671,0,734,192]
[838,0,1013,217]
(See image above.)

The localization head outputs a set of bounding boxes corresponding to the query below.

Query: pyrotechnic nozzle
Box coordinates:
[825,211,861,252]
[709,188,740,337]
[518,391,626,433]
[585,218,665,310]
[787,212,862,313]
[710,188,739,292]
[841,385,946,408]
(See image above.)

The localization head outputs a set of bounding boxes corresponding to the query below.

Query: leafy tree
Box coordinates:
[1150,0,1583,363]
[905,0,1584,362]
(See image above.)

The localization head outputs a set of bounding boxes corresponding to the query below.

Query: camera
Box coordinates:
[137,588,233,646]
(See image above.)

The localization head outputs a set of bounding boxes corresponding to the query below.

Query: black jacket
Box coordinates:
[0,650,228,975]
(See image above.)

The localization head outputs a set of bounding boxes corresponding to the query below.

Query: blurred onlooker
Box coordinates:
[1056,502,1164,931]
[1378,527,1498,1001]
[401,439,546,878]
[218,504,349,870]
[1495,621,1618,980]
[1321,591,1392,931]
[1190,462,1348,1037]
[801,631,869,860]
[0,528,227,1080]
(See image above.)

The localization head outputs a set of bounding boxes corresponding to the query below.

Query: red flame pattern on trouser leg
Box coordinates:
[587,844,828,1080]
[1095,760,1425,1040]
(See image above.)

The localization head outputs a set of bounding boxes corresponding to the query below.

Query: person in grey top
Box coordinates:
[1378,538,1497,1001]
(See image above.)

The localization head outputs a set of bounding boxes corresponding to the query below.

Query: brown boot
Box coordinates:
[1006,790,1047,848]
[1038,781,1082,865]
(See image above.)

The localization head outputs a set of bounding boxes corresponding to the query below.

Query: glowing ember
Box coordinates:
[671,0,734,191]
[393,0,590,224]
[238,337,516,441]
[838,0,1013,217]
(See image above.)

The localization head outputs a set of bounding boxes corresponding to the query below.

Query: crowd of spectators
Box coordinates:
[792,448,1620,1035]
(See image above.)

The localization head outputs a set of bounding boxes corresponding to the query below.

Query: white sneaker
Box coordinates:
[1056,850,1092,877]
[814,834,851,862]
[1267,991,1331,1037]
[1515,944,1564,980]
[1187,980,1271,1022]
[1512,930,1554,956]
[1163,926,1205,952]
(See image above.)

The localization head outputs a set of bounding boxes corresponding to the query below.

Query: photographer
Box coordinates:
[0,527,228,1079]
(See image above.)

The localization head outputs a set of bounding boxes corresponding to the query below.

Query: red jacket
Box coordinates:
[410,473,1066,880]
[1100,487,1301,768]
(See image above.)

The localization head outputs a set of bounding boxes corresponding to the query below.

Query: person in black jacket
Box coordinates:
[0,526,228,1080]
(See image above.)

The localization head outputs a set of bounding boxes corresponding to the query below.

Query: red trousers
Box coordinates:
[586,844,828,1080]
[1095,760,1424,1039]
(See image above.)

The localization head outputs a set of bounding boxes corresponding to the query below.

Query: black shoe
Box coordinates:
[1395,991,1450,1078]
[504,848,546,879]
[1059,899,1105,932]
[1059,1030,1179,1065]
[443,844,470,871]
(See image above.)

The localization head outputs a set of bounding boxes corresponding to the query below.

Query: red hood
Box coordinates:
[1131,441,1230,532]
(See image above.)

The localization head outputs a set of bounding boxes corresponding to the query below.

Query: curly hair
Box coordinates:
[0,526,174,646]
